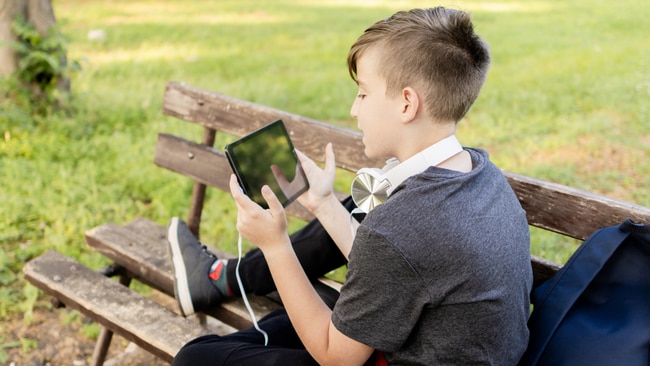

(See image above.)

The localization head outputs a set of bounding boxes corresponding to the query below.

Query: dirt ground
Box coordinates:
[2,293,172,366]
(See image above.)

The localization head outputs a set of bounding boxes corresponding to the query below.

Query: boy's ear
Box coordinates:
[400,87,420,124]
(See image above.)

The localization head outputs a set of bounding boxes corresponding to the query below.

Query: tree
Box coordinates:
[1,0,72,110]
[1,0,59,76]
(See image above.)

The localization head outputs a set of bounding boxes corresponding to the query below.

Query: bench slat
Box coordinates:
[85,218,282,330]
[154,133,346,222]
[530,255,561,288]
[86,222,172,292]
[23,250,211,362]
[155,133,231,194]
[161,81,650,243]
[507,172,650,241]
[162,81,385,172]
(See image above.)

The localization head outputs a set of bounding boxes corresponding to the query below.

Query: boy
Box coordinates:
[169,7,532,365]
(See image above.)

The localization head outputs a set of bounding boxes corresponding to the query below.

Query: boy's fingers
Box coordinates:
[229,174,252,208]
[324,143,336,175]
[229,174,241,197]
[271,165,289,186]
[261,185,283,213]
[296,150,316,172]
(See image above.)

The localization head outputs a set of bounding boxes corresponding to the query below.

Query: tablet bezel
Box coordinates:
[225,120,309,209]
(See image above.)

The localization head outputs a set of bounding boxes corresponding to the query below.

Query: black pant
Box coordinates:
[173,309,319,365]
[225,196,359,297]
[173,197,367,365]
[172,309,378,366]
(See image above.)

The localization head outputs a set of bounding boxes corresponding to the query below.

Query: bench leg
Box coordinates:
[188,127,216,237]
[90,271,132,366]
[91,327,114,366]
[198,313,207,326]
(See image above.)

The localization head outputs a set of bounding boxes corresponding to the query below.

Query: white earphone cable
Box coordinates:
[235,232,269,346]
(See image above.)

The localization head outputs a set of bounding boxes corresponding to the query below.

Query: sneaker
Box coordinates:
[167,217,226,316]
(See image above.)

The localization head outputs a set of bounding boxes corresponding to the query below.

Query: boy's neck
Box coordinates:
[385,134,464,194]
[396,119,458,162]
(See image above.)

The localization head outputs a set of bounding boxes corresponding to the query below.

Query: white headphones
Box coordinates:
[351,135,463,213]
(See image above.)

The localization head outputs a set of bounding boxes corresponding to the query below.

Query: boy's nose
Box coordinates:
[350,99,359,119]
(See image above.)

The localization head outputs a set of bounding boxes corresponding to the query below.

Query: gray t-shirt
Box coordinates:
[332,148,532,365]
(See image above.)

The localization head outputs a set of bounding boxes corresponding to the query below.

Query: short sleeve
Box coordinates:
[331,225,430,352]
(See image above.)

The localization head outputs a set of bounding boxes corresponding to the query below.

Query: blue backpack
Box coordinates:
[519,219,650,366]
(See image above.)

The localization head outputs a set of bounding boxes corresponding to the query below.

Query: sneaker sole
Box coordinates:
[167,217,195,316]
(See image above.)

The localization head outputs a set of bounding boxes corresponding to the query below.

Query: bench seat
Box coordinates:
[85,217,282,330]
[23,250,212,363]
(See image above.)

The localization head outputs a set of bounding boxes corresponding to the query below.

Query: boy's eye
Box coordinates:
[357,94,366,99]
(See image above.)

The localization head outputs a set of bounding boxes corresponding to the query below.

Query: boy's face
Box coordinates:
[350,47,403,160]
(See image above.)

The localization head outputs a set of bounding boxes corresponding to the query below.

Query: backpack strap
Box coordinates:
[619,218,650,234]
[522,221,632,365]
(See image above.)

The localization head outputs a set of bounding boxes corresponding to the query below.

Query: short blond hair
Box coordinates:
[348,7,490,122]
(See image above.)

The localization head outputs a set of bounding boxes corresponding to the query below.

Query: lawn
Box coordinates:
[1,0,649,334]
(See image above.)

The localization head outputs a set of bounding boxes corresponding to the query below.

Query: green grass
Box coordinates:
[1,0,649,323]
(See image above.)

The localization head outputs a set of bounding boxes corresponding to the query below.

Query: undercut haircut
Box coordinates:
[348,7,491,123]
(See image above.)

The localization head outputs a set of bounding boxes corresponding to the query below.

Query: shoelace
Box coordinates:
[200,246,216,258]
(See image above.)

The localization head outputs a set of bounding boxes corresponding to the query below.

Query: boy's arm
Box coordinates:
[265,240,374,365]
[296,144,359,259]
[230,176,374,365]
[308,192,359,259]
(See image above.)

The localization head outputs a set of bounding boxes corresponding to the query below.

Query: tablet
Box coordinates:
[225,120,309,209]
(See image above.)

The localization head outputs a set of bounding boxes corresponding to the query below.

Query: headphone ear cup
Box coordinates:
[349,136,463,214]
[351,168,390,213]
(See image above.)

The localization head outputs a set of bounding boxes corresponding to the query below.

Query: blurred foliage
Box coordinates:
[1,15,81,116]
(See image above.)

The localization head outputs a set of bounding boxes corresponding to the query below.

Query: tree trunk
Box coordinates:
[0,0,59,77]
[1,0,70,103]
[0,0,22,76]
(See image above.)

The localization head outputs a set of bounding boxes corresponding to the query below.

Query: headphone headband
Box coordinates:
[351,135,463,213]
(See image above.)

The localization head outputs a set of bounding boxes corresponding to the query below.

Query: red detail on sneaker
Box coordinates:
[208,260,223,281]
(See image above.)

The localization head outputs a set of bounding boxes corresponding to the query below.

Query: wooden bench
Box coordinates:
[23,81,650,365]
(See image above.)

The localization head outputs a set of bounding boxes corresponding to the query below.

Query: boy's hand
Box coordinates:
[229,174,290,251]
[296,143,337,213]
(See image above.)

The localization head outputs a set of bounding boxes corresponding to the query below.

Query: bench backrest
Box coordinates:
[157,81,650,287]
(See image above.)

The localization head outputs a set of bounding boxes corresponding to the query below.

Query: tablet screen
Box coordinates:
[225,120,309,209]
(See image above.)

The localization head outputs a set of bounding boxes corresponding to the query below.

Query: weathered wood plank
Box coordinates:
[154,133,230,198]
[86,222,171,292]
[23,250,211,362]
[162,81,386,172]
[85,219,282,330]
[530,255,561,288]
[506,172,650,241]
[154,133,342,222]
